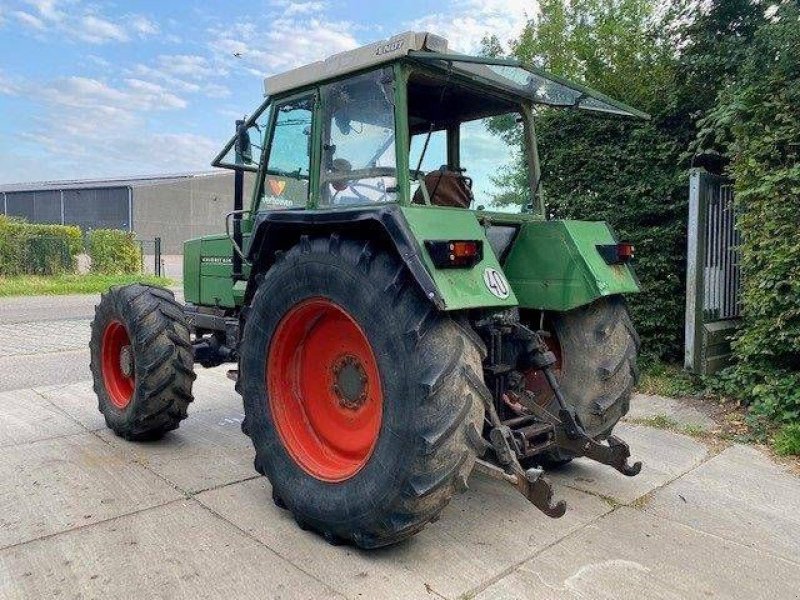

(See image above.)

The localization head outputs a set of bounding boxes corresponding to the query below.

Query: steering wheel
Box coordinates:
[326,165,396,204]
[340,181,390,204]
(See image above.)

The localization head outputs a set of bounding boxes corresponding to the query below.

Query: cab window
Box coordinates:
[319,69,397,206]
[260,96,314,210]
[460,114,527,212]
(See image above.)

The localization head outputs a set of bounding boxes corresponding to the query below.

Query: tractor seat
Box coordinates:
[412,169,474,208]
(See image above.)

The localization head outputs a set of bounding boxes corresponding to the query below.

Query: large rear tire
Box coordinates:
[522,296,639,466]
[90,284,195,440]
[239,236,487,548]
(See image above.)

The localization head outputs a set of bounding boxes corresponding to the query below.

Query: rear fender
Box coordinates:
[502,220,641,311]
[245,205,518,311]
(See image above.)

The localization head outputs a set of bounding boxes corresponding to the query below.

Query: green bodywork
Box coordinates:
[184,235,247,308]
[502,220,639,311]
[400,205,518,310]
[184,208,638,312]
[185,52,642,312]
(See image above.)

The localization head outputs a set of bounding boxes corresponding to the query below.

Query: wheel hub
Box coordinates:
[332,354,368,410]
[101,320,135,409]
[267,297,384,482]
[119,345,133,378]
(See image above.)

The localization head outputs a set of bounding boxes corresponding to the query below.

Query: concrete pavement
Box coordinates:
[0,294,798,599]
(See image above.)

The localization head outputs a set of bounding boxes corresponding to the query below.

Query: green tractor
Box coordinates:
[90,31,644,548]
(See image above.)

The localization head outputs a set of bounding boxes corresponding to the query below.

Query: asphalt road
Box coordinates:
[0,291,182,392]
[0,295,95,392]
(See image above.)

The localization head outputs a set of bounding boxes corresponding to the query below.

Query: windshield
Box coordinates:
[411,54,649,119]
[319,69,397,206]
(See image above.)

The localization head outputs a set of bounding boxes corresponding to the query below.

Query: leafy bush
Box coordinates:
[88,229,142,275]
[773,424,800,457]
[0,215,83,276]
[702,3,800,428]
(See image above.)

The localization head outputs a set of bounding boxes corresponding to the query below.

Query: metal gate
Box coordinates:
[684,168,742,375]
[136,237,163,277]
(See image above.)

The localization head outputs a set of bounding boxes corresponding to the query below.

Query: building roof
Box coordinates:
[0,171,224,194]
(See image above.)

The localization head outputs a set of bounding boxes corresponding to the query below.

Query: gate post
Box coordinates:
[154,237,162,278]
[685,169,708,372]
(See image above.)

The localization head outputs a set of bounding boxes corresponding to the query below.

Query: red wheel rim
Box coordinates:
[101,320,135,409]
[523,331,563,405]
[267,298,383,482]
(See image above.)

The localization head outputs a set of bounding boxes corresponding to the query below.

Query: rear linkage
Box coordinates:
[473,312,641,518]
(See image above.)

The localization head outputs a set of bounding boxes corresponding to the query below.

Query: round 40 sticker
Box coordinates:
[483,267,510,299]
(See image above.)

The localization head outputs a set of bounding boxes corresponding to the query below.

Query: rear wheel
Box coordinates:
[521,296,639,466]
[239,236,487,548]
[90,284,195,440]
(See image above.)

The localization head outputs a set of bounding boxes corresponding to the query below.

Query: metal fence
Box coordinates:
[684,169,742,375]
[137,237,163,277]
[0,235,75,276]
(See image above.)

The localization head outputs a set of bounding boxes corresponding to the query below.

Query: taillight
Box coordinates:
[597,242,635,265]
[425,240,483,268]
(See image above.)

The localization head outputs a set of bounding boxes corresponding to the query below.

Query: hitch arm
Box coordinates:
[556,432,642,477]
[480,386,566,518]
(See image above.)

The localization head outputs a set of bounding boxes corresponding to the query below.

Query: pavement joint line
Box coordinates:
[2,317,93,326]
[0,497,189,553]
[29,387,195,501]
[27,379,356,597]
[190,496,356,600]
[556,425,718,507]
[423,582,450,600]
[0,428,96,450]
[460,503,622,600]
[459,433,724,599]
[31,379,89,395]
[639,506,800,568]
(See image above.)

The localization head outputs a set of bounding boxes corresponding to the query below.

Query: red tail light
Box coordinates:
[425,240,483,268]
[597,242,635,265]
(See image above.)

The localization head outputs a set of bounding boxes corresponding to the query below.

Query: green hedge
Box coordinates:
[703,3,800,428]
[88,229,142,275]
[0,216,83,276]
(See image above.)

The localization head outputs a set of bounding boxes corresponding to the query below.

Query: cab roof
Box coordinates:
[262,30,648,120]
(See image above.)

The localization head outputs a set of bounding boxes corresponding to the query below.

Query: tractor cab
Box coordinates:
[213,31,646,219]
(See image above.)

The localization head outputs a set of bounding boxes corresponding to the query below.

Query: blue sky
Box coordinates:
[0,0,535,184]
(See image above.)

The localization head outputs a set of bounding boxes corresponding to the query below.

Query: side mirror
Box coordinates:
[235,120,253,165]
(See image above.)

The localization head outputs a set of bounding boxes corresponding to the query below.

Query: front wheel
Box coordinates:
[239,236,487,548]
[90,284,195,440]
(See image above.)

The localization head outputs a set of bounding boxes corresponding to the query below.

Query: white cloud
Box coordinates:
[23,0,64,22]
[209,17,359,77]
[40,76,186,112]
[410,0,534,53]
[156,54,217,80]
[126,54,231,100]
[11,10,46,30]
[3,73,212,181]
[76,14,128,43]
[0,71,22,95]
[8,0,159,45]
[128,15,159,36]
[271,1,327,16]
